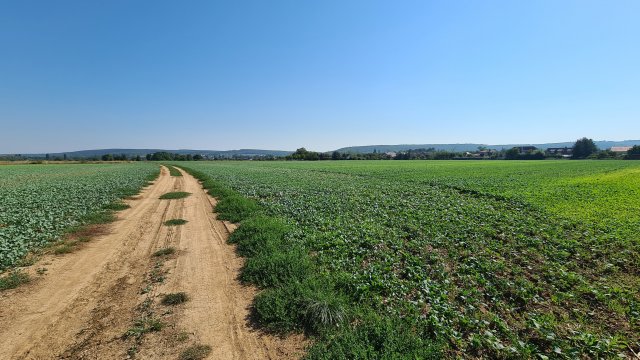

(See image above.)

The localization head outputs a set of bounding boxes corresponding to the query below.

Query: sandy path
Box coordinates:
[0,166,304,360]
[157,167,305,360]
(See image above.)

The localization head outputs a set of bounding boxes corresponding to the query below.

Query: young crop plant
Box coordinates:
[176,160,640,359]
[159,192,191,200]
[0,163,159,270]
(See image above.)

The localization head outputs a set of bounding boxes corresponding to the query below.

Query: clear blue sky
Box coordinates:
[1,0,639,153]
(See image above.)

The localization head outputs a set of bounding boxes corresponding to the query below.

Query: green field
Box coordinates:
[0,163,159,269]
[180,160,640,359]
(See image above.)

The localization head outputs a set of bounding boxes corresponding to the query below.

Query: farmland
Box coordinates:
[180,160,640,359]
[0,163,159,269]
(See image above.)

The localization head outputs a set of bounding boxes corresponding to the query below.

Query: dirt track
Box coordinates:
[0,166,304,359]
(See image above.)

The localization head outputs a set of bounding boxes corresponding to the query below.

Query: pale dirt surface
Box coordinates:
[0,166,306,360]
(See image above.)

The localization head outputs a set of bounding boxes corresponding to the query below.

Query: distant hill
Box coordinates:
[335,140,640,153]
[6,148,292,159]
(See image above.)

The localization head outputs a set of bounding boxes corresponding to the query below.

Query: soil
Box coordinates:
[0,166,306,359]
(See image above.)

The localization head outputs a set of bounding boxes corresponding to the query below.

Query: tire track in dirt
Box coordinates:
[149,167,306,360]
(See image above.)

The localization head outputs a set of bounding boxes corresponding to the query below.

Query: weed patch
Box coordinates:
[167,166,183,177]
[103,201,130,211]
[53,244,74,254]
[159,192,191,200]
[161,292,189,305]
[164,219,188,226]
[214,195,259,223]
[123,317,164,339]
[179,344,212,360]
[0,270,30,291]
[153,247,175,257]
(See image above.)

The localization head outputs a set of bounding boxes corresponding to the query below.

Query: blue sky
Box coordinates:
[1,0,639,153]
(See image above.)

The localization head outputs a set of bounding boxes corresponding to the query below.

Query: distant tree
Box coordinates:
[146,154,152,161]
[193,154,203,160]
[572,138,598,159]
[135,155,142,161]
[627,145,640,160]
[505,147,520,160]
[63,154,67,160]
[102,154,114,161]
[628,145,640,156]
[45,154,50,160]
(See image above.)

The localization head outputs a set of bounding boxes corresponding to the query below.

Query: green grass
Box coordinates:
[153,247,176,257]
[0,270,30,291]
[161,292,189,305]
[103,200,130,211]
[53,243,74,254]
[159,191,191,200]
[167,166,183,177]
[214,194,259,223]
[164,218,188,226]
[178,160,640,359]
[179,344,212,360]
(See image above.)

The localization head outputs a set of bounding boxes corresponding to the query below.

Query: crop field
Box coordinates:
[0,163,159,269]
[180,160,640,359]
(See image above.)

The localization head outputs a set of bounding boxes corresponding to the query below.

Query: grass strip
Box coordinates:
[176,165,347,337]
[164,218,188,226]
[159,191,190,200]
[168,166,183,177]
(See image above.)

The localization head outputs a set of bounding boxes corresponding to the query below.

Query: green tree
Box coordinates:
[505,147,520,160]
[628,145,640,155]
[572,137,598,159]
[627,145,640,159]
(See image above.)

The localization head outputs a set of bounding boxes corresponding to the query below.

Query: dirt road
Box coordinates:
[0,166,304,359]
